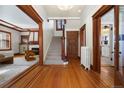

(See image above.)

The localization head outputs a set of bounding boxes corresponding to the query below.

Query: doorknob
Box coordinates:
[119,51,122,54]
[111,51,122,54]
[111,51,114,53]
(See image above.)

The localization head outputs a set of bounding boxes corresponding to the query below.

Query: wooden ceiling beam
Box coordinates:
[17,5,43,23]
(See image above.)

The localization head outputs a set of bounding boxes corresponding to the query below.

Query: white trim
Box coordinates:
[48,17,80,20]
[65,28,79,31]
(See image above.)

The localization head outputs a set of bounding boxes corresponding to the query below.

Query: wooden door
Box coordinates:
[114,6,124,87]
[67,31,78,59]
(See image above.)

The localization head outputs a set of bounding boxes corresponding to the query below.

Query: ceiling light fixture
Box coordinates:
[57,5,74,11]
[78,9,81,13]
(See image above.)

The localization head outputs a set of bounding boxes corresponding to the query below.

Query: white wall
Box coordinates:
[66,20,80,30]
[0,25,21,54]
[80,5,102,64]
[43,20,54,61]
[33,6,54,61]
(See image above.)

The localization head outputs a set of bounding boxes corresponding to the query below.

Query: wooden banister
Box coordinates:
[61,24,67,61]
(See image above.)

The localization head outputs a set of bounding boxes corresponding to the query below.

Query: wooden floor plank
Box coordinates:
[10,66,43,88]
[1,59,114,88]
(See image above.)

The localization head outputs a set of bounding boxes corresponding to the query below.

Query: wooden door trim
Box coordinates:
[92,5,114,73]
[17,5,43,23]
[0,19,23,32]
[114,6,119,70]
[80,24,86,58]
[80,24,86,46]
[114,6,124,87]
[17,5,43,65]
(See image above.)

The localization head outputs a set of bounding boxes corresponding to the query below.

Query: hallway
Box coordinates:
[44,37,64,65]
[0,5,123,88]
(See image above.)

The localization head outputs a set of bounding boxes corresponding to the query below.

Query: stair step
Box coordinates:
[45,36,64,65]
[45,60,64,65]
[46,57,62,60]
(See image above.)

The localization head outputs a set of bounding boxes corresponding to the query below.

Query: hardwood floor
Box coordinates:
[0,59,113,88]
[101,66,114,87]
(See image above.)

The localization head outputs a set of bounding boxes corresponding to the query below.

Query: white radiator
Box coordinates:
[81,47,91,70]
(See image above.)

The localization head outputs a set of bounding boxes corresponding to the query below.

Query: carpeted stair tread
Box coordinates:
[44,37,64,65]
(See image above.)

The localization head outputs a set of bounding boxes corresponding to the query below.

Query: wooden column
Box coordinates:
[38,22,43,65]
[93,17,101,73]
[114,6,119,70]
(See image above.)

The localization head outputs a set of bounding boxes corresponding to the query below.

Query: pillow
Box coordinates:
[0,54,5,59]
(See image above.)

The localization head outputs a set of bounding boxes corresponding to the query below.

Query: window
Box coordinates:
[0,30,11,50]
[56,20,66,31]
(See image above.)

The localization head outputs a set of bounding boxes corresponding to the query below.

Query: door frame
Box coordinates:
[17,5,44,65]
[80,24,86,56]
[80,24,86,46]
[92,5,117,73]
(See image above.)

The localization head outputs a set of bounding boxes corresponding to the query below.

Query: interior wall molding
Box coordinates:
[0,19,39,32]
[65,28,79,31]
[0,19,31,32]
[48,17,80,20]
[23,28,39,32]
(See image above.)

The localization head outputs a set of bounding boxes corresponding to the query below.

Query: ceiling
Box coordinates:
[43,5,85,17]
[101,8,114,23]
[0,5,38,28]
[0,5,85,29]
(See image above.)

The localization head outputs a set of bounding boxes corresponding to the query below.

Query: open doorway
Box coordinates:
[0,5,39,85]
[100,8,114,73]
[99,8,115,86]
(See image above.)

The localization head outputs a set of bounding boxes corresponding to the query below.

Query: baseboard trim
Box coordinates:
[0,64,38,88]
[14,53,20,55]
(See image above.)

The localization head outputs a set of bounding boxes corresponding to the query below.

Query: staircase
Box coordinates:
[44,37,64,65]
